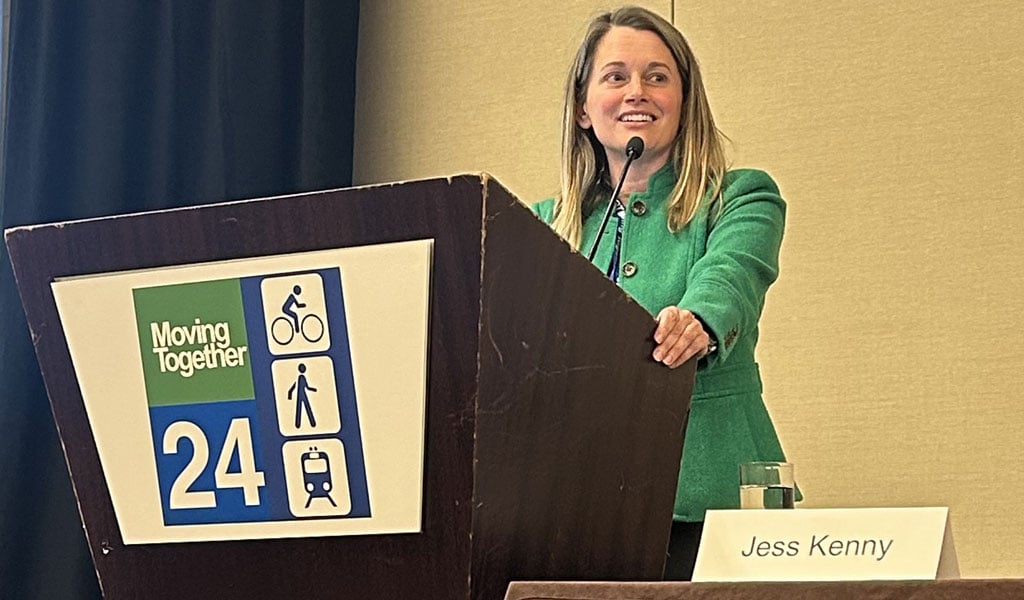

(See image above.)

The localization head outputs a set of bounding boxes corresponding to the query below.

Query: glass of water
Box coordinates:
[739,461,795,509]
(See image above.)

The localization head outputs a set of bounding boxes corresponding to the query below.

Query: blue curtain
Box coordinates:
[0,2,360,596]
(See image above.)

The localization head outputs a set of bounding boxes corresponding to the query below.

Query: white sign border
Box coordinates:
[52,240,433,544]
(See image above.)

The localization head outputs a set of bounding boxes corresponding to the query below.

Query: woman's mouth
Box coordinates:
[620,113,655,122]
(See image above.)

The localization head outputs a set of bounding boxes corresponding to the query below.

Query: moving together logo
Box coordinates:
[135,279,254,406]
[149,318,248,377]
[132,270,370,526]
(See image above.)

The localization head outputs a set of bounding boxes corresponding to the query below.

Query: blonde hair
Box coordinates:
[552,6,727,249]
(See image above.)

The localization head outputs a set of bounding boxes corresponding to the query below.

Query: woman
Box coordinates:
[533,6,796,579]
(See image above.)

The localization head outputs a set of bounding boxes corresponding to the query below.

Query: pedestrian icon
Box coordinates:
[261,273,330,355]
[282,438,352,517]
[272,356,341,436]
[289,363,318,429]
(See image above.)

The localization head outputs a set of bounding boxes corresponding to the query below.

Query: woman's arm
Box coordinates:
[680,169,786,363]
[654,169,786,367]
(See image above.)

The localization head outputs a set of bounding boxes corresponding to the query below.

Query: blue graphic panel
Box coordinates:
[151,399,274,525]
[241,268,371,520]
[148,267,371,526]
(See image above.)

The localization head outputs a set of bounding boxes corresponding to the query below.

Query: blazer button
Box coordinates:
[630,200,647,217]
[622,261,638,277]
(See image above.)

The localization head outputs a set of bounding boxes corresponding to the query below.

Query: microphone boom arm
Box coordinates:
[585,137,645,262]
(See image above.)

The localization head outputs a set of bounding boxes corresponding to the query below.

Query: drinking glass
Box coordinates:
[739,461,795,509]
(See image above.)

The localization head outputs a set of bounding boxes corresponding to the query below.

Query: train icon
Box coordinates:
[302,447,337,508]
[282,438,352,517]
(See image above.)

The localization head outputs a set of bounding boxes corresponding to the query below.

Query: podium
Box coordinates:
[5,175,695,599]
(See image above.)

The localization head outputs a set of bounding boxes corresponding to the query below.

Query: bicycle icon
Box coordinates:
[271,313,324,345]
[270,284,326,346]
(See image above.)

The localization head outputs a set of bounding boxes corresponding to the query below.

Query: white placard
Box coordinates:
[693,507,959,582]
[51,240,433,544]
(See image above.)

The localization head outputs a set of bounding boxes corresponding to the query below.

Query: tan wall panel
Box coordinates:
[356,0,1024,578]
[353,1,669,202]
[680,0,1024,577]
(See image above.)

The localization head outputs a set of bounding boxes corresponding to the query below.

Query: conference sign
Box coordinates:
[52,241,432,544]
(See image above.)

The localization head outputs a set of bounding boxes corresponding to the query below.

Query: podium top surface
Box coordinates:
[505,579,1024,600]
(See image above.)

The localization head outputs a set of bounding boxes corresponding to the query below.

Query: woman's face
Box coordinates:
[578,26,683,170]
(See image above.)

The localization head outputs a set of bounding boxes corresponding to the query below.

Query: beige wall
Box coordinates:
[680,0,1024,577]
[354,0,668,199]
[355,1,1024,577]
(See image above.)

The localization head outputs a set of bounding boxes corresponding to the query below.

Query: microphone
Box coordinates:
[625,136,646,161]
[586,136,645,262]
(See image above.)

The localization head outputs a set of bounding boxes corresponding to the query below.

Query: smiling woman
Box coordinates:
[577,26,683,183]
[532,6,796,580]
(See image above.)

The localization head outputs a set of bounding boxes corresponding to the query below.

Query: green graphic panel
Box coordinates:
[134,278,254,406]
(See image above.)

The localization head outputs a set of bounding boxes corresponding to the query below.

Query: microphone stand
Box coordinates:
[586,139,643,262]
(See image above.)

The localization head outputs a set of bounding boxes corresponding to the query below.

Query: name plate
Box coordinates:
[692,507,959,582]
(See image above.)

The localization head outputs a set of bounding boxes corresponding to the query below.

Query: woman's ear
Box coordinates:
[577,106,592,129]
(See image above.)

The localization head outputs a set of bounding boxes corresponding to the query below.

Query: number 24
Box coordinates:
[162,418,266,509]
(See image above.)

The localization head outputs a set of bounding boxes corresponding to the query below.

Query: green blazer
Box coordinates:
[533,165,794,521]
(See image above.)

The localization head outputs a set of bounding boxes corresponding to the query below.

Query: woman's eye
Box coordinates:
[604,72,627,83]
[649,72,669,84]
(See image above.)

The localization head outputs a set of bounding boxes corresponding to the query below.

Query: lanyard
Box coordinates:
[604,199,626,282]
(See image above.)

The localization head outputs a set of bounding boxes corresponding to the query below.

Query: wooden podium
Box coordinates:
[5,175,695,599]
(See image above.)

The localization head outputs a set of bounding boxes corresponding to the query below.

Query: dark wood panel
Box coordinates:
[472,179,694,600]
[7,177,485,599]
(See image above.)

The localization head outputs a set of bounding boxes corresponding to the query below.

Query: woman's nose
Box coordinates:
[624,76,647,101]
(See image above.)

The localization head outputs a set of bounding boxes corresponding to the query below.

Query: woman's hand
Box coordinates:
[653,306,712,368]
